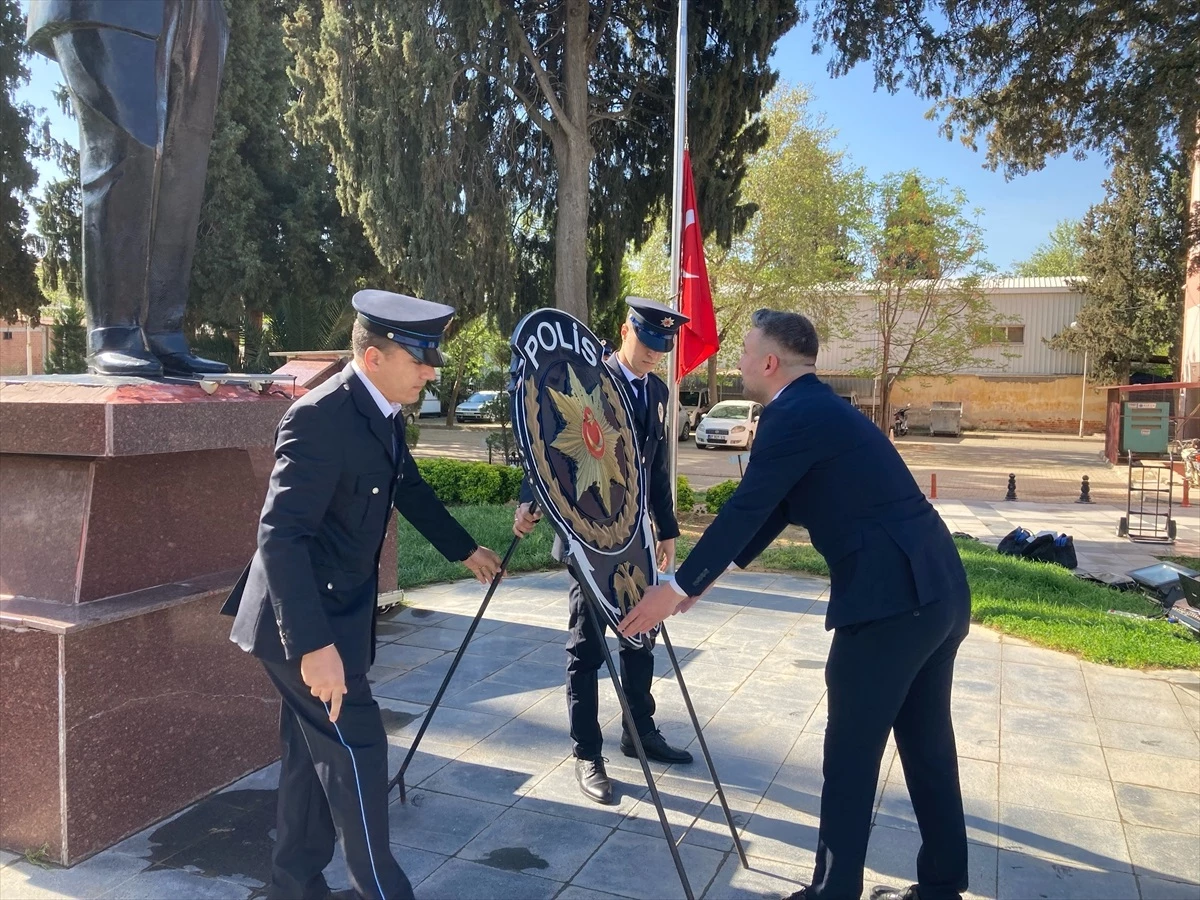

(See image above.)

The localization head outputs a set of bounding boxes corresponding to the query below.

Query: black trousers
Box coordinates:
[808,597,971,900]
[262,660,413,900]
[566,578,657,759]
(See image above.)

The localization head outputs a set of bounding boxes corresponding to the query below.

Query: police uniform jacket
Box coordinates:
[605,355,679,542]
[520,354,679,543]
[675,374,968,628]
[222,365,477,674]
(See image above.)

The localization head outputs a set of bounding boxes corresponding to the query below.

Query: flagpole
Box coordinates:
[666,0,687,521]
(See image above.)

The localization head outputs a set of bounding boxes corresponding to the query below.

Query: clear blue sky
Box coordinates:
[770,23,1110,271]
[18,12,1110,272]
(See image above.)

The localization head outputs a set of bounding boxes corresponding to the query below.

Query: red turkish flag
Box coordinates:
[675,149,719,381]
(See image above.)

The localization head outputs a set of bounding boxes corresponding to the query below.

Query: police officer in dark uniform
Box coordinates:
[222,290,502,900]
[620,309,972,900]
[514,297,694,804]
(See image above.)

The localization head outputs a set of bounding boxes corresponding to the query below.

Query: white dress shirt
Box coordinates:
[351,360,404,419]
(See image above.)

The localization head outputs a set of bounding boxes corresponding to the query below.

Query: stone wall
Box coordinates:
[889,374,1108,434]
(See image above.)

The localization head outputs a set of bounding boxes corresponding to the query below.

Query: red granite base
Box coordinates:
[0,586,279,864]
[0,377,400,865]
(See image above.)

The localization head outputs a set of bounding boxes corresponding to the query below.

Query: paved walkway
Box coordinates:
[933,500,1200,568]
[3,569,1198,900]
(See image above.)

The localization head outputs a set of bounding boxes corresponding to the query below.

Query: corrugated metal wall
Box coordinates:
[816,280,1087,376]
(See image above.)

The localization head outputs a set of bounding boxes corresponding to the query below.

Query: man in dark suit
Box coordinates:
[27,0,230,376]
[619,309,972,900]
[222,290,502,900]
[514,297,694,804]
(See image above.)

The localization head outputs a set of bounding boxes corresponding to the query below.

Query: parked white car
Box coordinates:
[694,400,763,450]
[400,388,442,425]
[419,389,441,418]
[455,390,503,423]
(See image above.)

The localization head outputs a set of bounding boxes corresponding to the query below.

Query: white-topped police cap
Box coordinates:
[626,296,690,352]
[352,289,455,366]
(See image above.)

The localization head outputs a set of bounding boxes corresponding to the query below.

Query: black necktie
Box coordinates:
[391,414,402,466]
[630,378,647,424]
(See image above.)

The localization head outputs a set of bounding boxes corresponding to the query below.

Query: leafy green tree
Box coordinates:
[1049,154,1187,383]
[626,85,867,394]
[840,172,1002,429]
[189,0,383,371]
[802,0,1199,177]
[1013,220,1084,277]
[0,0,44,322]
[285,0,798,327]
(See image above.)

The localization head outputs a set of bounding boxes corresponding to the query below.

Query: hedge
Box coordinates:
[414,457,523,505]
[676,476,696,513]
[705,479,739,514]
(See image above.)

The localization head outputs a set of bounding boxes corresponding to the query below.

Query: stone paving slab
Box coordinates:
[2,568,1198,900]
[933,500,1200,566]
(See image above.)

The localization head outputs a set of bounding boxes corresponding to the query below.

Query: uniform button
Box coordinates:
[327,582,334,590]
[372,486,380,494]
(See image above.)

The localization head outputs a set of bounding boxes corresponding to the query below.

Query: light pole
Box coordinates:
[1072,320,1087,438]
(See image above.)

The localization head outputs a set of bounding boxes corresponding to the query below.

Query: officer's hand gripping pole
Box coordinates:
[388,501,536,802]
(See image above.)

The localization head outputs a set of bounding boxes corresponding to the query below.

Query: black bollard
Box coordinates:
[1005,473,1018,501]
[1077,475,1093,503]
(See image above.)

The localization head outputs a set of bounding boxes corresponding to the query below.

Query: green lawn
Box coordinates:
[399,505,1200,669]
[395,503,561,589]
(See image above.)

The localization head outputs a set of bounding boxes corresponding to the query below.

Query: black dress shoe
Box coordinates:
[575,756,613,804]
[869,886,920,900]
[87,326,163,377]
[782,888,811,899]
[146,332,231,376]
[89,348,164,377]
[621,728,694,764]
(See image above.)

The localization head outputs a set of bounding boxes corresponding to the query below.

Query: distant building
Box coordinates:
[0,318,48,376]
[814,277,1104,434]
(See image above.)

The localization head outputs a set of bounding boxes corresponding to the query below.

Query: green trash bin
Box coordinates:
[1122,402,1169,454]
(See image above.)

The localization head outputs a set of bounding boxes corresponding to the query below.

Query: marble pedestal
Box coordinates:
[0,375,397,865]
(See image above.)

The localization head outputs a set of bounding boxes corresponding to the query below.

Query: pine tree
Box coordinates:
[0,0,43,323]
[284,0,798,326]
[1049,154,1187,383]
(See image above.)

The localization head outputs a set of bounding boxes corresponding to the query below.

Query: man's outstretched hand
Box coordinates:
[617,583,683,638]
[463,546,502,583]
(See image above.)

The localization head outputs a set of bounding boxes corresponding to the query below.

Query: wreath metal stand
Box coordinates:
[387,510,747,900]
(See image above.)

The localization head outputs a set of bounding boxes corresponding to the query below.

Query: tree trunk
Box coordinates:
[707,355,719,404]
[444,352,467,426]
[554,140,592,323]
[551,0,593,324]
[877,334,892,432]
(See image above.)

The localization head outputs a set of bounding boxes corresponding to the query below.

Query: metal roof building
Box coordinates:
[815,277,1088,377]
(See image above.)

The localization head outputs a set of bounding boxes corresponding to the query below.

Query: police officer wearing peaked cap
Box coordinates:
[515,295,695,806]
[223,289,503,900]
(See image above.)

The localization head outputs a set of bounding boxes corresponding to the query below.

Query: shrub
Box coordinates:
[405,422,420,448]
[498,465,525,503]
[705,479,739,514]
[676,476,696,513]
[413,457,524,505]
[457,463,503,505]
[415,458,461,502]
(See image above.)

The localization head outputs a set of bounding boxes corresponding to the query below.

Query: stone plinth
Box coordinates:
[0,377,316,864]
